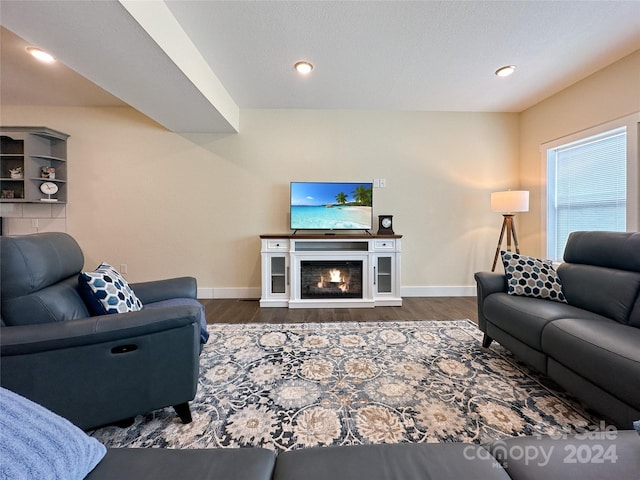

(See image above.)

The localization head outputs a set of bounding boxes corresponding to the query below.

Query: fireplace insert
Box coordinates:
[300,260,363,299]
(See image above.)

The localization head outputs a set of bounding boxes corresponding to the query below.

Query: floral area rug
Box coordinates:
[90,320,598,451]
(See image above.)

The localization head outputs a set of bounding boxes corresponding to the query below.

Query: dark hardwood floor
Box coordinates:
[201,297,478,324]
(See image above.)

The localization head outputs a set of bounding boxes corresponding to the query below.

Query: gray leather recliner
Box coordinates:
[0,232,202,430]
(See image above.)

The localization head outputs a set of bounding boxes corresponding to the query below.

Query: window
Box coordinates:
[546,127,626,260]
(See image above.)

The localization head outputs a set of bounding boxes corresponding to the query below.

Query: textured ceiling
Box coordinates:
[1,0,639,133]
[165,0,640,111]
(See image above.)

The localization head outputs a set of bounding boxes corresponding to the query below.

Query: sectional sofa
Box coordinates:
[88,431,640,480]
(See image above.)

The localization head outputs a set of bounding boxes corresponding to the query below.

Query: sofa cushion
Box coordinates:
[558,263,640,325]
[273,443,510,480]
[542,317,640,411]
[79,263,143,315]
[483,293,607,351]
[86,447,276,480]
[501,251,566,303]
[563,231,640,272]
[0,387,106,480]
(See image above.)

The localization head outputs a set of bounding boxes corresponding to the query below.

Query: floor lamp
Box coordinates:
[491,190,529,271]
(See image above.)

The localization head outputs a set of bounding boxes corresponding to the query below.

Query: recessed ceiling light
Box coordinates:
[294,61,313,75]
[26,47,55,64]
[495,65,516,77]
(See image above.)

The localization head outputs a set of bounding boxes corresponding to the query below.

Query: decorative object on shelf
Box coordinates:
[490,190,529,271]
[9,167,22,179]
[377,215,394,235]
[41,166,56,179]
[1,190,15,199]
[40,181,59,202]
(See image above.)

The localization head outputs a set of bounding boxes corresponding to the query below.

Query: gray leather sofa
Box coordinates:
[475,231,640,428]
[0,232,203,430]
[86,431,640,480]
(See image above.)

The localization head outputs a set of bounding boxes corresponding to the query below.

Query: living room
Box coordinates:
[1,1,639,479]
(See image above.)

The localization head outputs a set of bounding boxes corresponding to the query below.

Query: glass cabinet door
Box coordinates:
[271,256,287,294]
[376,256,392,293]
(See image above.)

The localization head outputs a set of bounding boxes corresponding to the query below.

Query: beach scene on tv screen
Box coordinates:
[291,182,373,230]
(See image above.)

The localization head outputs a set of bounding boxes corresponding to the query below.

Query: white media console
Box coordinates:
[260,234,402,308]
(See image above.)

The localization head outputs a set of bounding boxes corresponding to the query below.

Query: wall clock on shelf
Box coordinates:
[377,215,394,235]
[40,181,59,202]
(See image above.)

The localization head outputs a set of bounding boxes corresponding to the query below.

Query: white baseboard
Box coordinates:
[401,286,476,297]
[197,287,261,299]
[197,288,215,299]
[198,286,475,299]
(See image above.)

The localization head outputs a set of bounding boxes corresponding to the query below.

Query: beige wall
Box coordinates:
[1,107,518,296]
[519,50,640,256]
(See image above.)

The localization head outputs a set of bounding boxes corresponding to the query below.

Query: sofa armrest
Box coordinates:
[131,277,197,304]
[474,272,507,333]
[0,306,201,356]
[474,272,507,296]
[0,307,201,429]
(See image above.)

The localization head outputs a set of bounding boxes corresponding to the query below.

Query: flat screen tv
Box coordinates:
[290,182,373,231]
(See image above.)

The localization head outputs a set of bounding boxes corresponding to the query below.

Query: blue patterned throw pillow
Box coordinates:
[501,251,567,303]
[79,263,143,315]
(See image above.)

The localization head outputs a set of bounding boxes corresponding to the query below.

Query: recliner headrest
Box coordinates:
[563,231,640,272]
[0,232,84,298]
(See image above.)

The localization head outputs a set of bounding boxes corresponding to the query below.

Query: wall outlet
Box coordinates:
[120,263,128,274]
[379,179,386,188]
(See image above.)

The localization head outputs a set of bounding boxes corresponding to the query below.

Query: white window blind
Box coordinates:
[547,127,626,261]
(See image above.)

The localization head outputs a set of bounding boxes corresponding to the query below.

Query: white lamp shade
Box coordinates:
[491,190,529,213]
